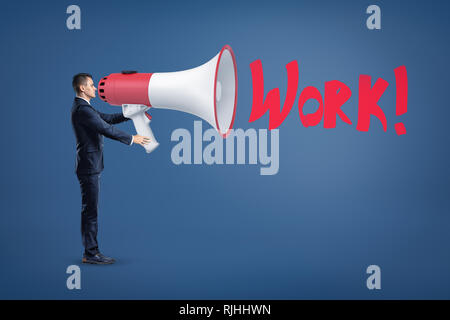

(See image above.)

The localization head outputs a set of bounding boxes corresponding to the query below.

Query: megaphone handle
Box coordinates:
[131,112,160,154]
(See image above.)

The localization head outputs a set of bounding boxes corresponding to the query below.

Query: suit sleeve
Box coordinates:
[77,106,133,145]
[98,111,130,124]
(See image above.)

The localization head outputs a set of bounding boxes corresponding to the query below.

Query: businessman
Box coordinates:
[71,73,150,264]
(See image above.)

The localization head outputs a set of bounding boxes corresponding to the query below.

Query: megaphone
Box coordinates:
[98,45,238,153]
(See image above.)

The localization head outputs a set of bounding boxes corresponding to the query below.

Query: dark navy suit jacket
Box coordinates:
[71,97,132,175]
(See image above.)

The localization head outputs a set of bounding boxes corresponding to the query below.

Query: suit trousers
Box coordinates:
[77,173,101,256]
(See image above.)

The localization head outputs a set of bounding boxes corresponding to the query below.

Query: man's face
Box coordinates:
[80,77,97,99]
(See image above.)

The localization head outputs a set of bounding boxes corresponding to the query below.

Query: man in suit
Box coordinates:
[71,73,150,264]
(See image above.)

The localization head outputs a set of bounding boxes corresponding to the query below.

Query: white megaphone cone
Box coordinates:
[98,45,238,153]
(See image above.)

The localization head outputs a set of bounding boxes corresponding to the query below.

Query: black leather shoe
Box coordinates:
[82,253,116,265]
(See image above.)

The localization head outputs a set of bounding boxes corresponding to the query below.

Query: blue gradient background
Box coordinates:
[0,0,449,299]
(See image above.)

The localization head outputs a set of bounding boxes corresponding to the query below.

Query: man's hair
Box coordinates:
[72,73,93,94]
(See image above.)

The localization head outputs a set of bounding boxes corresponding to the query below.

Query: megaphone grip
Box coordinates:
[131,111,159,154]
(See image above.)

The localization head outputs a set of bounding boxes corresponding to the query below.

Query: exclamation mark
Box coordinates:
[394,66,408,135]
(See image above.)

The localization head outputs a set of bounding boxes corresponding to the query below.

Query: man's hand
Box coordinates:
[133,135,151,146]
